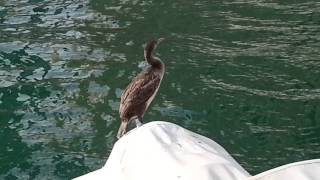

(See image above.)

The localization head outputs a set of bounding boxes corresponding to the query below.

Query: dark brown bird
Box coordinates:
[117,38,165,139]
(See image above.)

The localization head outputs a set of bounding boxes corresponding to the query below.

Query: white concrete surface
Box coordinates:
[73,121,320,180]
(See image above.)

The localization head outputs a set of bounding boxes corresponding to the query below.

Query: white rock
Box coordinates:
[74,121,250,180]
[73,121,320,180]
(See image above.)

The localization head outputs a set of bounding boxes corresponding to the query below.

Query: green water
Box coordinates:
[1,0,320,179]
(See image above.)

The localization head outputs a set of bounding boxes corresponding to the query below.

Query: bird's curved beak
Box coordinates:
[157,38,165,44]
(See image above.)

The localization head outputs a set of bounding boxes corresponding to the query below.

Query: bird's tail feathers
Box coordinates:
[117,120,128,139]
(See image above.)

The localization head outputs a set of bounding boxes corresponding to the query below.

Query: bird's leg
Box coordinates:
[135,117,143,127]
[117,121,128,139]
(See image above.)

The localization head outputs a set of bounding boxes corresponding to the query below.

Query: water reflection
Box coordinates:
[0,0,122,179]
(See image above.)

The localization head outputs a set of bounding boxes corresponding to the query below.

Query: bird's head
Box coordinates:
[144,38,165,57]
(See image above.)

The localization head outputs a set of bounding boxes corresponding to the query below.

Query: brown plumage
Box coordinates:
[117,38,165,139]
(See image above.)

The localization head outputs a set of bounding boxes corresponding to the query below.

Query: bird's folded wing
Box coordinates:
[120,75,161,112]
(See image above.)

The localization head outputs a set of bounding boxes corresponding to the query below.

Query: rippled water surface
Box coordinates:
[1,0,320,179]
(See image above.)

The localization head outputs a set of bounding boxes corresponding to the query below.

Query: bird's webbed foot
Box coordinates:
[135,117,143,127]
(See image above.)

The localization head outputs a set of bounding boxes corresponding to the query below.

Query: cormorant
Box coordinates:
[117,38,165,139]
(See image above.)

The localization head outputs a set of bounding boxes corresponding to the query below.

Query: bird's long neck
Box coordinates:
[144,47,163,68]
